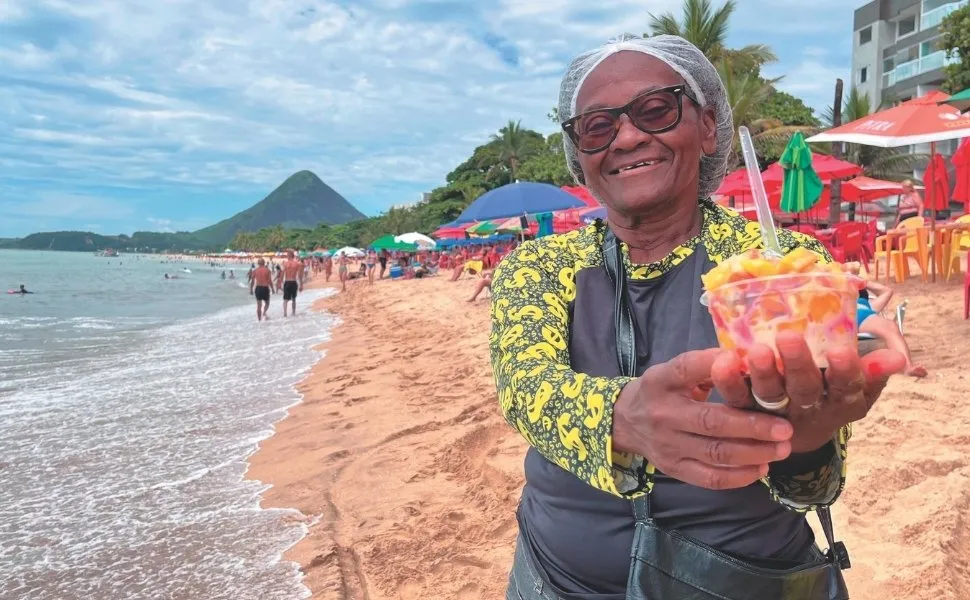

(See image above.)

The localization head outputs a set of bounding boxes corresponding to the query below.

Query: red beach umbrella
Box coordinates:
[952,138,970,211]
[923,152,951,212]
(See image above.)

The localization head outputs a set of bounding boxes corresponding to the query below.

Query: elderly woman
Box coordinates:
[488,35,905,600]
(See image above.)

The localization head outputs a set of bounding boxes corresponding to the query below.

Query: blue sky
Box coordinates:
[0,0,859,237]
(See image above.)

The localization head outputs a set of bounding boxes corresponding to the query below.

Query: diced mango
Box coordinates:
[778,247,819,273]
[742,258,777,278]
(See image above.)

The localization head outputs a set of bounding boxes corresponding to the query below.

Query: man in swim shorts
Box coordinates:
[281,250,304,317]
[249,258,273,321]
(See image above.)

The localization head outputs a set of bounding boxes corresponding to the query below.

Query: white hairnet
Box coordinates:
[558,33,733,200]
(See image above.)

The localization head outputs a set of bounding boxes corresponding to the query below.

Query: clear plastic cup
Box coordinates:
[700,272,861,371]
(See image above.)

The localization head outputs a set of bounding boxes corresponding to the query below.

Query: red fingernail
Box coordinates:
[867,363,883,377]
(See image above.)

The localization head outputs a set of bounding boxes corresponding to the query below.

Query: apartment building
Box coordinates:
[853,0,963,104]
[852,0,965,168]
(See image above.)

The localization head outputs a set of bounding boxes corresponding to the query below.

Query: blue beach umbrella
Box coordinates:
[454,182,586,223]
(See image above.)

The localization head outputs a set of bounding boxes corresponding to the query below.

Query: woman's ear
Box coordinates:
[700,107,717,155]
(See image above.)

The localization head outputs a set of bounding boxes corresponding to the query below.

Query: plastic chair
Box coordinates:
[945,214,970,281]
[828,222,867,266]
[896,217,929,281]
[786,223,818,235]
[964,252,970,320]
[873,235,906,283]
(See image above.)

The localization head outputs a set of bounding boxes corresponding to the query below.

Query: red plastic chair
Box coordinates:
[785,223,818,236]
[829,222,867,264]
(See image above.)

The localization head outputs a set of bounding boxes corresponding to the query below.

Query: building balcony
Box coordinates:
[882,50,959,87]
[922,0,968,31]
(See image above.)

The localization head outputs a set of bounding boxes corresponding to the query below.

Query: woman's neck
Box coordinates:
[608,200,703,264]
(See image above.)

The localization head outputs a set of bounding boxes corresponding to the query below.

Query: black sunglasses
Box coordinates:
[561,84,700,154]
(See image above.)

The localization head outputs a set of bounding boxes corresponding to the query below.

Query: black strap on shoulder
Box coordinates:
[602,229,637,378]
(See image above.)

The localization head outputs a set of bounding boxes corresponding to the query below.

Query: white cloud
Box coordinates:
[1,192,135,219]
[13,128,111,146]
[766,59,848,111]
[0,0,856,236]
[0,43,57,69]
[81,77,175,106]
[0,0,27,22]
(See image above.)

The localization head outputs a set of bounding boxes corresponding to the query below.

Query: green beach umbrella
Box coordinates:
[942,88,970,113]
[779,131,823,214]
[369,234,417,251]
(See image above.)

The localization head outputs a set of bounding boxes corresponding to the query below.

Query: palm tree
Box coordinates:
[381,206,420,235]
[266,225,286,251]
[715,60,811,167]
[490,120,531,182]
[646,0,776,70]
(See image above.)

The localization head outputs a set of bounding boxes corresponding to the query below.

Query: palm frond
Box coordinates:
[647,12,682,37]
[730,43,777,65]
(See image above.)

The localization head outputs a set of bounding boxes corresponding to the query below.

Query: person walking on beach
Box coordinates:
[490,34,906,599]
[378,249,390,279]
[365,250,377,284]
[249,258,273,321]
[281,250,304,317]
[274,264,284,294]
[337,253,349,292]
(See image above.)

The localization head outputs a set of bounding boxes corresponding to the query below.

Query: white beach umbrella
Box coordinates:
[333,246,365,257]
[394,232,436,248]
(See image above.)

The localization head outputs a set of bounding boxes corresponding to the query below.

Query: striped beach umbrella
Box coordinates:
[778,132,823,214]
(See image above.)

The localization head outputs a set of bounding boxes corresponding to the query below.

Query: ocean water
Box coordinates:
[0,250,335,600]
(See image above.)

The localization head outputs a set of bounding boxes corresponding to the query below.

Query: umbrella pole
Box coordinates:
[930,142,937,283]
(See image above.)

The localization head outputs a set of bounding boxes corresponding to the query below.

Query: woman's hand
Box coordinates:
[718,331,907,453]
[612,349,794,491]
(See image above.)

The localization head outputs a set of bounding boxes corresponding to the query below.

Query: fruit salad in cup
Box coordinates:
[700,247,861,370]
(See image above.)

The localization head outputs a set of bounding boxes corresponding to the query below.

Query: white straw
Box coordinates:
[738,126,783,258]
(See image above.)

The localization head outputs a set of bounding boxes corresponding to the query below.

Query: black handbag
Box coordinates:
[601,229,851,600]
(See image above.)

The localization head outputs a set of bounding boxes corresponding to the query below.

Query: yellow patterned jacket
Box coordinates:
[488,198,848,511]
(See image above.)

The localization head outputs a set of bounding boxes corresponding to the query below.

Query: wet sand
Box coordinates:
[248,271,970,599]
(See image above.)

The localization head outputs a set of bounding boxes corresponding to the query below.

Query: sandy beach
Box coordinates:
[248,270,970,600]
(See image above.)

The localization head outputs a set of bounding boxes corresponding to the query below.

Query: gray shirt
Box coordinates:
[519,247,813,595]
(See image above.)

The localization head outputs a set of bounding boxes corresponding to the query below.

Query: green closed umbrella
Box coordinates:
[779,131,823,214]
[941,88,970,113]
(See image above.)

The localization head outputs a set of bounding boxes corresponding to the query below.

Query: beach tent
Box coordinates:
[333,247,365,257]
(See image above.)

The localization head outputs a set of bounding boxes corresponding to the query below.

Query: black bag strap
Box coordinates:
[603,229,637,378]
[602,225,849,569]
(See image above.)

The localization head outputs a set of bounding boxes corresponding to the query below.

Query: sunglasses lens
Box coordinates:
[574,113,617,152]
[630,90,680,132]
